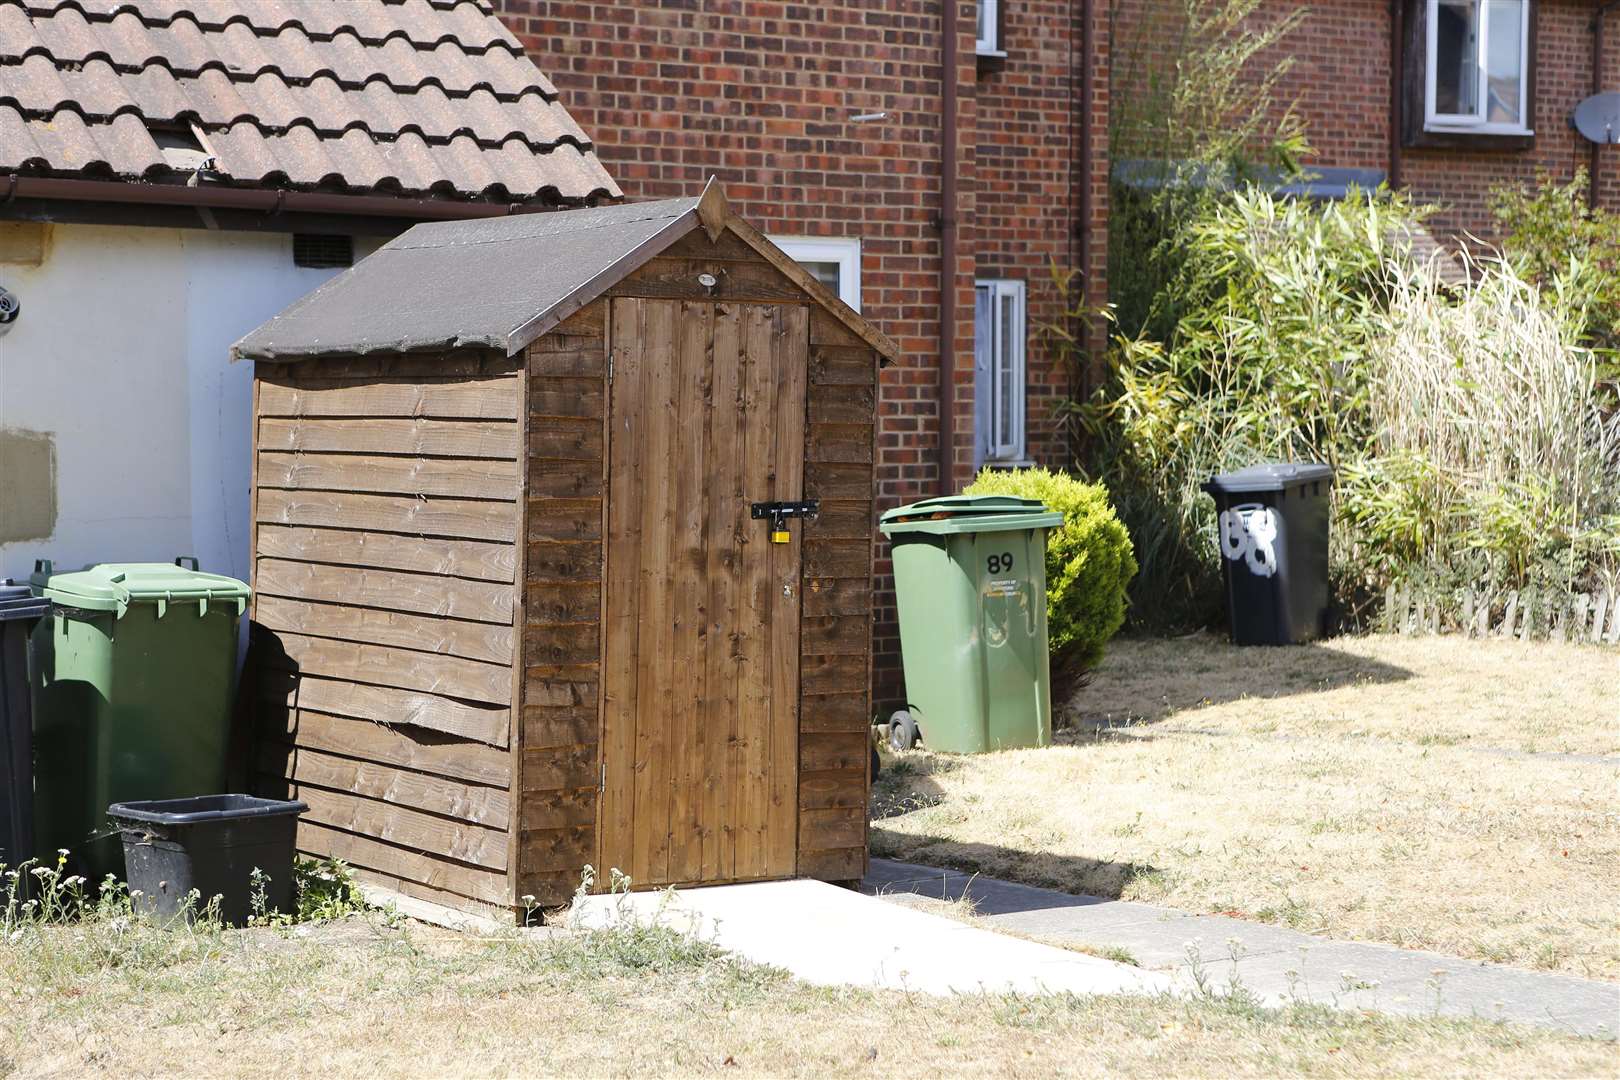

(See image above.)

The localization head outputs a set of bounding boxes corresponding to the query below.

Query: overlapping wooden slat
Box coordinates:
[256,525,516,582]
[258,451,519,501]
[261,673,509,747]
[258,417,519,459]
[270,632,512,706]
[290,784,508,871]
[268,706,509,787]
[293,819,509,907]
[257,488,518,542]
[256,595,514,665]
[263,744,510,828]
[257,376,520,420]
[256,558,513,624]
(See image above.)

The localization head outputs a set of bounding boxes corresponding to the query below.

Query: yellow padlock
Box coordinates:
[772,530,791,544]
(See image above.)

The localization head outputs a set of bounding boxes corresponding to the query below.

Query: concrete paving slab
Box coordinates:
[1180,942,1620,1037]
[858,860,972,895]
[866,859,1619,1039]
[572,878,1170,998]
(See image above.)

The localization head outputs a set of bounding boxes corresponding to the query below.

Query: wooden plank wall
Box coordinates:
[517,303,607,905]
[250,351,523,919]
[798,310,876,883]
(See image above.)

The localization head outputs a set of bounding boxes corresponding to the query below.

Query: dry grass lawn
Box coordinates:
[873,634,1620,980]
[2,914,1614,1078]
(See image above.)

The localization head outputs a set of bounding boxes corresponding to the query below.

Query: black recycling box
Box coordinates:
[107,794,307,925]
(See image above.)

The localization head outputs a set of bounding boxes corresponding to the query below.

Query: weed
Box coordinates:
[1065,942,1140,967]
[294,857,372,924]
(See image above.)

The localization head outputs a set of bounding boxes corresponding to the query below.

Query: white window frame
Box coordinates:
[768,235,861,312]
[975,278,1027,466]
[1424,0,1532,136]
[976,0,1005,57]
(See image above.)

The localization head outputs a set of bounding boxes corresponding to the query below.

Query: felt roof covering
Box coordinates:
[233,180,901,364]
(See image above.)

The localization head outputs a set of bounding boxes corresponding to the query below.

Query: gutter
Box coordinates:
[938,0,960,496]
[1389,0,1404,189]
[1592,1,1619,209]
[0,175,536,221]
[1077,0,1096,406]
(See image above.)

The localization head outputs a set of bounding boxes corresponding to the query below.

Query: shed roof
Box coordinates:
[0,0,618,205]
[233,180,901,364]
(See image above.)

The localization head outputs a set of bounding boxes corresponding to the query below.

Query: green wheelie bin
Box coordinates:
[28,559,250,883]
[878,495,1064,754]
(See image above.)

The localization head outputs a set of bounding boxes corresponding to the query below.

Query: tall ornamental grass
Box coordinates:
[1341,255,1620,592]
[1084,187,1620,630]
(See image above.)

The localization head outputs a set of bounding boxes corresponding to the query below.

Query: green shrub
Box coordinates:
[1489,168,1620,370]
[964,467,1136,670]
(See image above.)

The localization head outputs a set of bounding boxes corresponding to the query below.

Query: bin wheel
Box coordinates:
[888,710,919,752]
[870,745,882,779]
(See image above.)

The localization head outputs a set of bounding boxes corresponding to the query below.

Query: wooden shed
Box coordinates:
[233,182,898,921]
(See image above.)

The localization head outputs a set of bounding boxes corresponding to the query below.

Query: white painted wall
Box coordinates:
[0,223,369,585]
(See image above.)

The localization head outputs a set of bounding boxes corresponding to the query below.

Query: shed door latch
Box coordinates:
[751,500,819,543]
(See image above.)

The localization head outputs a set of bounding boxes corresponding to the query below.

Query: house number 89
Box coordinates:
[986,552,1014,574]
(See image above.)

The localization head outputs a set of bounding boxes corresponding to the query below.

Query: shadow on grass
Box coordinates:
[869,767,1159,903]
[1063,634,1415,737]
[866,832,1161,907]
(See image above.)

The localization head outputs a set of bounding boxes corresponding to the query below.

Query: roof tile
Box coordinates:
[0,0,614,204]
[29,0,518,52]
[0,104,163,176]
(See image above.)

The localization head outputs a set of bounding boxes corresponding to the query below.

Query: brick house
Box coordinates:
[1151,0,1620,238]
[493,1,1111,707]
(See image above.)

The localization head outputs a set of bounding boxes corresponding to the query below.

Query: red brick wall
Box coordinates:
[493,1,1109,711]
[1254,0,1618,237]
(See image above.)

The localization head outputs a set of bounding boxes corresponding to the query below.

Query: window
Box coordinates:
[769,236,861,312]
[974,279,1026,466]
[1424,0,1530,135]
[976,0,1004,57]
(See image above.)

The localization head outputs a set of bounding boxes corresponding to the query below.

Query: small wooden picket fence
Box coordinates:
[1382,585,1620,645]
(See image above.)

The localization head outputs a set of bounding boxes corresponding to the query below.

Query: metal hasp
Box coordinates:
[752,500,818,542]
[751,500,819,529]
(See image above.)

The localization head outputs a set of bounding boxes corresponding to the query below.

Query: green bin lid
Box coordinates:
[879,494,1064,537]
[29,559,250,617]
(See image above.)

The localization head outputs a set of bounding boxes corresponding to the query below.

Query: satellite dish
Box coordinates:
[1573,92,1620,144]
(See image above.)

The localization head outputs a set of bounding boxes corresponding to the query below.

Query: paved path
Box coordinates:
[864,859,1619,1039]
[572,877,1167,997]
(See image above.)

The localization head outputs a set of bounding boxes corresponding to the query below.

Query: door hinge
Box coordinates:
[599,759,606,792]
[607,353,614,382]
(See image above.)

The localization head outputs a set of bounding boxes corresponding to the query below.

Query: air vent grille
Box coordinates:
[293,234,353,269]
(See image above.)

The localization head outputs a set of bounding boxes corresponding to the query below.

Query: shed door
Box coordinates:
[599,297,808,887]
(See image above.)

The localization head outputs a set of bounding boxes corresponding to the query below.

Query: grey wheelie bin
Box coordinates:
[1,581,49,873]
[1201,464,1334,645]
